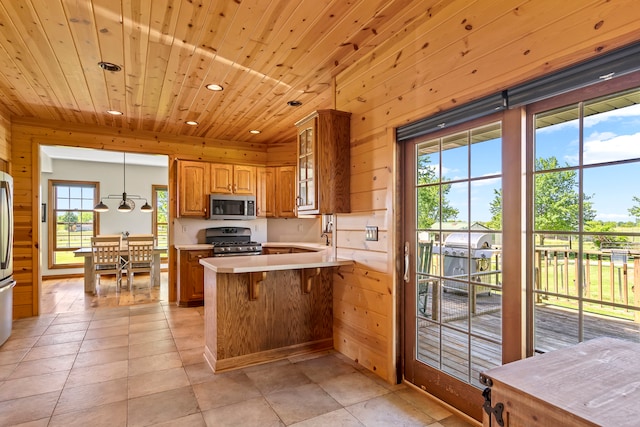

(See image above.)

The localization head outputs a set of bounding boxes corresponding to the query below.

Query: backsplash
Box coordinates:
[172,217,321,245]
[266,217,321,242]
[173,218,268,245]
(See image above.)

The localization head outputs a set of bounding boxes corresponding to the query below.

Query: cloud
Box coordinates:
[583,131,640,164]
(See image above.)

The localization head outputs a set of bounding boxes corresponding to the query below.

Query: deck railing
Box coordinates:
[534,248,640,322]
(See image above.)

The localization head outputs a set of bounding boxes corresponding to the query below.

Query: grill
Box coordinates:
[437,232,495,293]
[205,227,262,257]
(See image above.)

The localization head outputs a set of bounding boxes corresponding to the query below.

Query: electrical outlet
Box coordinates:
[365,225,378,241]
[182,226,187,233]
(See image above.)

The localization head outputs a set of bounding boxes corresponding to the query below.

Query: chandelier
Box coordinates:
[93,153,153,213]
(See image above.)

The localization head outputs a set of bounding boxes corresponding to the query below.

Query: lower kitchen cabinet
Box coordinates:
[262,247,292,255]
[177,249,211,306]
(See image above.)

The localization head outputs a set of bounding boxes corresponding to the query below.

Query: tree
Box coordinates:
[416,154,459,229]
[628,196,640,223]
[487,188,502,230]
[487,156,596,241]
[585,220,628,249]
[58,211,79,231]
[534,157,596,235]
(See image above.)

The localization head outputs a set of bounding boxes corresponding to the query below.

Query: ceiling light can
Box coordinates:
[98,61,122,72]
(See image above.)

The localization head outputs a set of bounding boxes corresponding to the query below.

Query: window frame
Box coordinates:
[152,184,168,259]
[48,179,99,269]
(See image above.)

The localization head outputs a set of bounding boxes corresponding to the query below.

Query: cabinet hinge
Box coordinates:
[482,387,505,427]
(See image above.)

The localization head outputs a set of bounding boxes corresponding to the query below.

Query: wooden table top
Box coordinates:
[481,337,640,426]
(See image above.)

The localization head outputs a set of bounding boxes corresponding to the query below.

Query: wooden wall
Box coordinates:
[0,107,10,166]
[331,0,640,384]
[10,117,268,318]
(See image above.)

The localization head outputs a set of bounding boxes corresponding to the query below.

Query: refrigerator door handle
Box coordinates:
[0,280,16,294]
[0,180,12,270]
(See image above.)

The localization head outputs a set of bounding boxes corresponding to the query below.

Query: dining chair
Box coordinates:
[126,235,155,290]
[91,236,124,293]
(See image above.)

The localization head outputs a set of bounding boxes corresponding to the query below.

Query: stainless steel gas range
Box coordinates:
[205,227,262,257]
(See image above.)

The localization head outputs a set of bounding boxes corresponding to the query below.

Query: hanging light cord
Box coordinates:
[122,152,127,200]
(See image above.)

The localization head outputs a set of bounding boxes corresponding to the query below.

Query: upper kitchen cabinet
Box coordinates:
[295,109,351,215]
[210,164,256,195]
[256,167,275,218]
[178,160,257,218]
[178,160,209,217]
[276,166,296,217]
[256,166,296,218]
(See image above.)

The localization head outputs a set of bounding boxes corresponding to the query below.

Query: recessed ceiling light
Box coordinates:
[186,120,199,126]
[249,130,261,134]
[206,83,224,91]
[98,61,122,72]
[287,100,302,107]
[107,110,123,116]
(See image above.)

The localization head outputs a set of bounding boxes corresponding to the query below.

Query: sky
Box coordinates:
[420,97,640,225]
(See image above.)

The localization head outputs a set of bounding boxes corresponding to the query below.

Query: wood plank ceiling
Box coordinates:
[0,0,416,145]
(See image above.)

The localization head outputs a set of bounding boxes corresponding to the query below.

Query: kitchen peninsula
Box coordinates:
[199,248,352,373]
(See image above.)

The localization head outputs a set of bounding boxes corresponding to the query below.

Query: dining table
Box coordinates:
[74,245,165,293]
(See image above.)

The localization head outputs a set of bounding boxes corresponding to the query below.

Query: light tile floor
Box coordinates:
[1,301,477,426]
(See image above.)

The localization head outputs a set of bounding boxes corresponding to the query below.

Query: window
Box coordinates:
[531,87,640,353]
[49,180,98,267]
[153,185,168,250]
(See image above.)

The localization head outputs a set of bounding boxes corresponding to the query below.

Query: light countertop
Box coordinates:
[175,242,331,251]
[199,250,352,273]
[175,244,212,250]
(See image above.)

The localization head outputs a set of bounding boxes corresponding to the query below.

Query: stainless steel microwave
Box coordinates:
[209,194,256,220]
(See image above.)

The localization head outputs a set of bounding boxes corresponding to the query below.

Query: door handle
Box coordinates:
[404,242,410,282]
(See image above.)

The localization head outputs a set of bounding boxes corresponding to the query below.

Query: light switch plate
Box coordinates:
[365,226,378,241]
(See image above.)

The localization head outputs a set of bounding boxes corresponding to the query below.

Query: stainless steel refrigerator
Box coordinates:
[0,171,15,346]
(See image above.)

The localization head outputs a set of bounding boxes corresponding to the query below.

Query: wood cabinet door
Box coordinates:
[178,249,210,306]
[257,167,275,217]
[186,251,207,301]
[234,165,256,194]
[210,163,233,194]
[276,166,296,218]
[262,247,292,255]
[178,161,209,217]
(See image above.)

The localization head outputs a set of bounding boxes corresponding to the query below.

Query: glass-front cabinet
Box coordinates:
[295,109,351,215]
[297,122,316,211]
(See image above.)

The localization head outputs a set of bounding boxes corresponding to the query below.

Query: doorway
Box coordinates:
[38,145,169,309]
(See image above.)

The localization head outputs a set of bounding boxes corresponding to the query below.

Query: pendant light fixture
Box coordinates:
[93,152,154,213]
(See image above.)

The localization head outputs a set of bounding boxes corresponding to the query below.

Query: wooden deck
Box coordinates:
[416,290,640,388]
